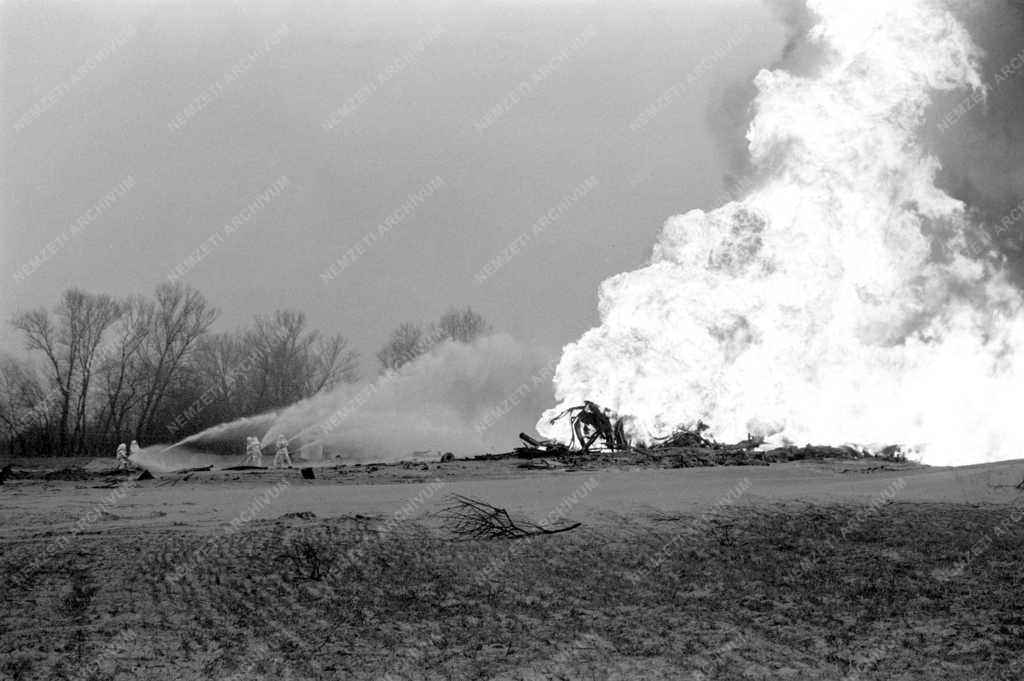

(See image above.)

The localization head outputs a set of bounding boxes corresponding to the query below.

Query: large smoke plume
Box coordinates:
[539,0,1024,466]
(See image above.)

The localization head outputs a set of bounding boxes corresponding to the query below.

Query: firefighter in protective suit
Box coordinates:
[273,435,293,468]
[115,443,130,470]
[243,436,263,466]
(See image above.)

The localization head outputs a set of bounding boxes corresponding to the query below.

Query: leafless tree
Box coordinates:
[96,297,151,447]
[191,330,248,406]
[12,290,123,455]
[11,306,70,453]
[134,283,218,441]
[377,307,491,373]
[432,306,491,344]
[306,333,359,392]
[376,322,426,371]
[250,310,358,409]
[189,311,359,421]
[0,355,46,456]
[7,286,363,455]
[69,292,123,453]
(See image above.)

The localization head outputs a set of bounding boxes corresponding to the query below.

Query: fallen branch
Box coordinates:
[441,494,581,540]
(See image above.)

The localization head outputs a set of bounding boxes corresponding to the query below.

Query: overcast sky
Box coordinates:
[1,0,787,371]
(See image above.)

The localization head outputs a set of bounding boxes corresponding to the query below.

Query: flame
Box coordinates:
[538,0,1024,466]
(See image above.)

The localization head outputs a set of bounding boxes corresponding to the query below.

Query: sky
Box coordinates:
[1,0,788,372]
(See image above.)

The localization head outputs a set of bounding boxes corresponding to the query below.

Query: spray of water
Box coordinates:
[538,0,1024,466]
[261,334,554,462]
[167,412,279,452]
[155,334,555,465]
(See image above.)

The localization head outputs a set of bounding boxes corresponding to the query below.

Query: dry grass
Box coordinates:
[2,502,1023,680]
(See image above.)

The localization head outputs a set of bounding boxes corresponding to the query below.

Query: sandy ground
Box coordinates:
[1,457,1018,536]
[2,456,1024,680]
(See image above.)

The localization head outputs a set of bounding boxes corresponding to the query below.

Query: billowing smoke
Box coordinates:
[154,334,555,466]
[928,0,1024,283]
[251,333,556,463]
[538,0,1024,466]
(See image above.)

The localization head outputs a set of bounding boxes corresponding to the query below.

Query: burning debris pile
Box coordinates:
[512,400,906,468]
[536,0,1024,467]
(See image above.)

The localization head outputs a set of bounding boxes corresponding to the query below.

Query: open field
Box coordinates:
[2,458,1024,680]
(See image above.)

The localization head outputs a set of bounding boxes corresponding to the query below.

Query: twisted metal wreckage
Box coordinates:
[511,400,907,467]
[520,400,729,456]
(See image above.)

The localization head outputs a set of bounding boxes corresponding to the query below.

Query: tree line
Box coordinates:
[1,283,489,457]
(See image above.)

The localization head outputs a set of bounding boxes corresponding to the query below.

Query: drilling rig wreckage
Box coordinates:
[512,400,769,463]
[525,400,720,455]
[549,400,629,452]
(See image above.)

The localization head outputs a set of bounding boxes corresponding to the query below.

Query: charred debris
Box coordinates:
[474,400,910,469]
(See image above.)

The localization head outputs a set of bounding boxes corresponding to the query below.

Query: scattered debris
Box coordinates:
[42,468,93,481]
[441,494,581,540]
[653,421,719,448]
[171,465,213,474]
[878,444,904,459]
[839,463,917,474]
[515,433,569,458]
[280,511,317,520]
[517,459,566,470]
[470,451,520,461]
[401,461,430,471]
[512,400,913,470]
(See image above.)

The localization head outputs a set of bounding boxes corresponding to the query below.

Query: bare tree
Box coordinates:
[250,310,306,409]
[96,297,150,447]
[135,283,218,441]
[377,307,491,373]
[249,310,359,410]
[306,334,359,393]
[0,355,46,456]
[69,293,123,453]
[192,330,248,406]
[11,306,71,454]
[187,312,359,424]
[6,286,365,454]
[377,322,427,371]
[432,306,491,344]
[12,290,123,455]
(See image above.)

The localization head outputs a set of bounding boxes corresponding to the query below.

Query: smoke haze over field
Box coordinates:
[161,334,555,463]
[263,334,556,460]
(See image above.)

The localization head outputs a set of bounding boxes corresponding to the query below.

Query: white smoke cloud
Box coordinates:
[539,0,1024,466]
[928,0,1024,281]
[259,333,556,463]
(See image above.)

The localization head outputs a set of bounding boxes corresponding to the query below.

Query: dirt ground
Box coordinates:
[2,456,1024,680]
